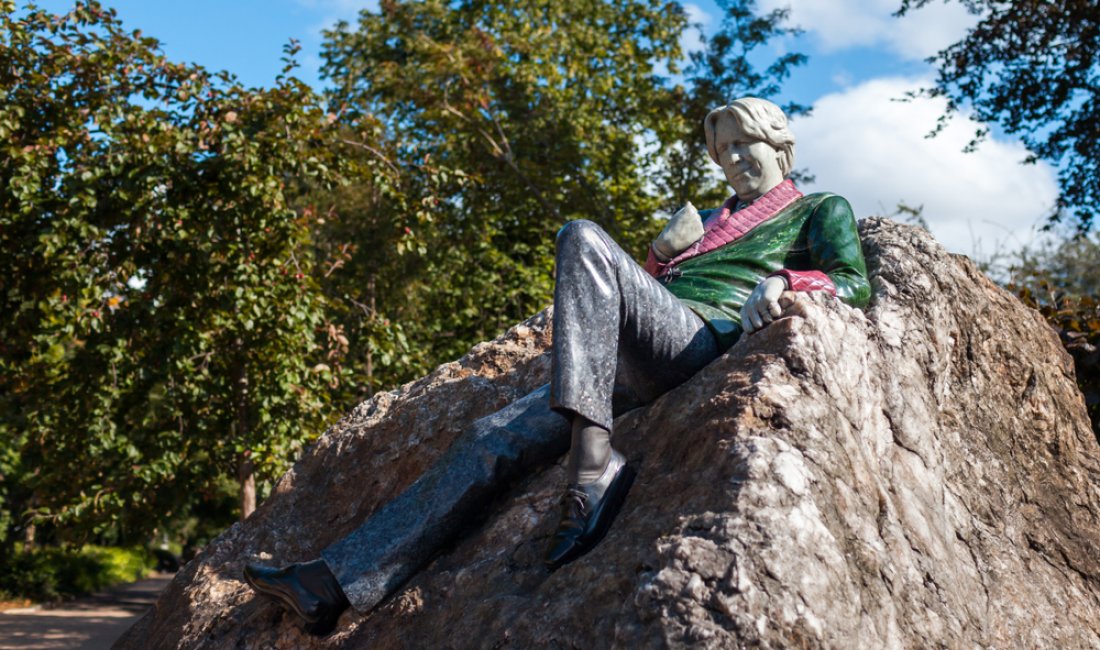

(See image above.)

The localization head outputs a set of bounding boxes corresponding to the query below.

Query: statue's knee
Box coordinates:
[556,219,603,253]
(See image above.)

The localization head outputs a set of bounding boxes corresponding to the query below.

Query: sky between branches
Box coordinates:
[29,0,1061,258]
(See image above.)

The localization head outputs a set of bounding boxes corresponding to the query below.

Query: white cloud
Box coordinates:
[294,0,375,16]
[791,77,1059,258]
[296,0,376,39]
[681,3,712,55]
[758,0,975,60]
[289,0,377,85]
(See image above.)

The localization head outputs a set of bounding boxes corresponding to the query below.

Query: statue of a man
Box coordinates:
[244,97,870,635]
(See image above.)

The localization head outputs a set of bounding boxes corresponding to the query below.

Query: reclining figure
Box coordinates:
[243,97,871,635]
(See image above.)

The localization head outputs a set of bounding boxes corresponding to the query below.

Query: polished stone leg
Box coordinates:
[320,384,569,613]
[550,219,720,429]
[321,220,720,614]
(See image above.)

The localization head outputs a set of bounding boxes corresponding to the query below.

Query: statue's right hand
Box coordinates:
[653,201,704,261]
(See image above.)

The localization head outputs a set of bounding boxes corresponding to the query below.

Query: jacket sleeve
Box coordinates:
[772,194,870,308]
[811,194,871,307]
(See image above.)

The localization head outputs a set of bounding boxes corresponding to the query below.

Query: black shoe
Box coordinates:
[243,559,350,636]
[544,449,636,571]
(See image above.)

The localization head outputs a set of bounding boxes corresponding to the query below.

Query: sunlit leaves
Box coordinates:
[0,1,350,542]
[317,0,804,378]
[0,0,807,547]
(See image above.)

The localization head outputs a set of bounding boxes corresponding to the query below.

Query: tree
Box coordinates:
[0,1,353,545]
[898,0,1100,230]
[317,0,807,376]
[1009,232,1100,299]
[0,0,808,555]
[320,0,688,367]
[298,117,444,395]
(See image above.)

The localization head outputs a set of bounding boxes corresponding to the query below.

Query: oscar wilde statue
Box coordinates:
[244,97,871,636]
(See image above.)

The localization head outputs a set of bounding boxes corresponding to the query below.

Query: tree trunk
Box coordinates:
[366,275,376,398]
[234,352,255,521]
[23,522,36,553]
[22,494,37,553]
[238,457,256,521]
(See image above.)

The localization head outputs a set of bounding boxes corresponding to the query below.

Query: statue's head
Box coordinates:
[704,97,795,201]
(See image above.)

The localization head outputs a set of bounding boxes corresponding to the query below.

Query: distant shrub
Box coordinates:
[0,545,153,603]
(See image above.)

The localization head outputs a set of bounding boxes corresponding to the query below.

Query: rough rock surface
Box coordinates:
[117,219,1100,649]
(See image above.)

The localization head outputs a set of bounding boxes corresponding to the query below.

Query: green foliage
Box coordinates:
[898,0,1100,230]
[299,169,431,393]
[163,474,239,555]
[0,2,353,544]
[1007,234,1100,299]
[320,0,686,371]
[0,0,805,550]
[316,0,806,385]
[0,544,153,602]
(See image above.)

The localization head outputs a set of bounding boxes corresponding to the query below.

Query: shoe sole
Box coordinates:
[242,567,322,625]
[304,611,342,637]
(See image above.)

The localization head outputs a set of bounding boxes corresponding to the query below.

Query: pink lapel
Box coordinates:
[667,179,803,268]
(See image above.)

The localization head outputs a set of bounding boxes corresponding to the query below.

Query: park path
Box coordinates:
[0,573,172,650]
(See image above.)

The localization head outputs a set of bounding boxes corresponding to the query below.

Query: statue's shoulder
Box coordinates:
[794,192,854,214]
[797,190,841,203]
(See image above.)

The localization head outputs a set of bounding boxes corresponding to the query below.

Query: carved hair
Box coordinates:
[704,97,795,177]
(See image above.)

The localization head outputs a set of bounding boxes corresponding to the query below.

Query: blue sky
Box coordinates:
[28,0,1060,260]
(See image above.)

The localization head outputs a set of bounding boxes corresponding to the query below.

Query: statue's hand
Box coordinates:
[653,202,704,261]
[741,276,788,334]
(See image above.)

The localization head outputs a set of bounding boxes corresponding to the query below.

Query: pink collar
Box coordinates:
[668,179,803,267]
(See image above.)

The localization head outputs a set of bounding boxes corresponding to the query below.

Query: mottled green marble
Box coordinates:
[662,193,870,350]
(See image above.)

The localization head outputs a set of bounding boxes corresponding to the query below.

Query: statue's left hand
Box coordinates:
[741,276,788,334]
[653,202,704,261]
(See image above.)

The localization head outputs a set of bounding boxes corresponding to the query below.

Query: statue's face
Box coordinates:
[712,116,785,202]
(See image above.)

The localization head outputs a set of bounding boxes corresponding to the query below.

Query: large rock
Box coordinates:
[117,219,1100,649]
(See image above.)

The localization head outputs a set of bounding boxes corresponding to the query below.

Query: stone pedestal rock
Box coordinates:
[115,219,1100,649]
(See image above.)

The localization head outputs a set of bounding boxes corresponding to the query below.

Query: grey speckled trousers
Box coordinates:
[322,220,720,613]
[549,219,721,429]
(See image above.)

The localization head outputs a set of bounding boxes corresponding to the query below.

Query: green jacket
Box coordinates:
[656,192,871,350]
